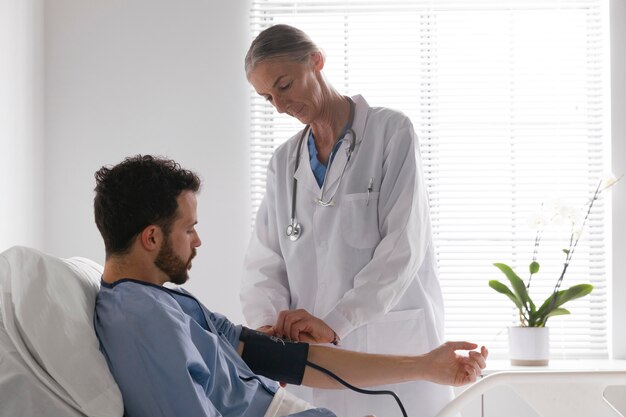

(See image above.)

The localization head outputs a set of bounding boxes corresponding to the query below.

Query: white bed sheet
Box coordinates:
[0,246,123,417]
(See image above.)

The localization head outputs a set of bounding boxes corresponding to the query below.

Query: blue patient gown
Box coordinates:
[94,279,334,417]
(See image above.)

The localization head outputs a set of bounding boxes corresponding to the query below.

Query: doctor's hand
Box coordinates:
[273,309,337,344]
[422,342,488,387]
[255,325,275,335]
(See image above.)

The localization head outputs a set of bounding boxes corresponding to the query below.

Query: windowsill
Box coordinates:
[483,359,626,375]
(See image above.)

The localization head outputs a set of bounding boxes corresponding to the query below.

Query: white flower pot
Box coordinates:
[508,326,550,366]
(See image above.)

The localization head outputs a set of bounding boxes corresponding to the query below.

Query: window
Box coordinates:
[249,0,610,358]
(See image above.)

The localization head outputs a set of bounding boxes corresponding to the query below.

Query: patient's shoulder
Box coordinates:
[96,279,186,327]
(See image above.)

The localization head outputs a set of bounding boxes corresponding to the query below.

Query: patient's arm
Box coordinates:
[237,338,488,389]
[302,342,488,389]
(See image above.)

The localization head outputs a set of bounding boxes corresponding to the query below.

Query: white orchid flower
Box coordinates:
[528,211,549,230]
[547,197,566,215]
[559,205,580,225]
[600,173,622,191]
[545,197,574,227]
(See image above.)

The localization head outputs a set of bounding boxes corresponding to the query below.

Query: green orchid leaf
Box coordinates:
[545,308,570,318]
[488,280,523,310]
[559,283,593,305]
[541,308,571,326]
[493,263,531,308]
[537,284,593,319]
[527,297,537,322]
[537,291,562,317]
[529,261,540,274]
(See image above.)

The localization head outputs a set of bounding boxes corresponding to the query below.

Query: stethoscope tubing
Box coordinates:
[286,96,356,241]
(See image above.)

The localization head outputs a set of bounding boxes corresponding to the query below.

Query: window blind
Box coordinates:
[249,0,609,359]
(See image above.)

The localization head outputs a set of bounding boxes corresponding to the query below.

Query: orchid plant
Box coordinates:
[488,175,621,327]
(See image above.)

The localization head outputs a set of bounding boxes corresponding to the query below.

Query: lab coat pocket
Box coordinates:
[340,192,380,249]
[366,309,428,355]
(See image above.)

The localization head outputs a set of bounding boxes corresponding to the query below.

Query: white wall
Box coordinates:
[0,0,43,252]
[43,0,251,323]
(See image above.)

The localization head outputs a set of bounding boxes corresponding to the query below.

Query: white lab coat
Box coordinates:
[241,95,454,417]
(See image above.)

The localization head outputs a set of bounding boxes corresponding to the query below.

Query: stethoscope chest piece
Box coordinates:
[286,221,302,241]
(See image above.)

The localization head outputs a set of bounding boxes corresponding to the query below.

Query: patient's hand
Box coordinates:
[423,342,488,386]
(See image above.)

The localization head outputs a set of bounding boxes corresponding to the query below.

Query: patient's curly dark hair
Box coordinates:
[94,155,201,257]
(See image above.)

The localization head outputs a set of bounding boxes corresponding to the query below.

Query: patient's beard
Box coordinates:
[154,237,196,285]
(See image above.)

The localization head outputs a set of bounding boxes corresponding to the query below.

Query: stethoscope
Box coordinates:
[286,96,357,242]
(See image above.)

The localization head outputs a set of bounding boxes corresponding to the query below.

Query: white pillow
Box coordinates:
[0,246,123,417]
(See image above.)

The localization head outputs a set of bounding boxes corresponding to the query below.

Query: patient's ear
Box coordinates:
[139,225,162,252]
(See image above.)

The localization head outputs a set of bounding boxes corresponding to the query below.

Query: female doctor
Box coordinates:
[241,24,453,417]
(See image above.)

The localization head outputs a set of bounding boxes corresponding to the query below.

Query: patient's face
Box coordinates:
[154,236,195,285]
[154,191,201,285]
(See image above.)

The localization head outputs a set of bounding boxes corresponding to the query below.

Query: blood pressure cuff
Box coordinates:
[239,327,309,385]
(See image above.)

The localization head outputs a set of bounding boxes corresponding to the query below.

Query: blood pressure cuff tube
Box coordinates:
[239,327,309,385]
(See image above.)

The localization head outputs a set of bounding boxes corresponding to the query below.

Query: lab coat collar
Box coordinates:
[292,95,370,198]
[351,94,369,138]
[293,127,321,195]
[324,94,369,192]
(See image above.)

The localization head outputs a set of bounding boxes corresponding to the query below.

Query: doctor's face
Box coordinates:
[154,191,202,285]
[248,55,325,125]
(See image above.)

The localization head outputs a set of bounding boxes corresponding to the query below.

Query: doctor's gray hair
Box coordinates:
[245,24,324,76]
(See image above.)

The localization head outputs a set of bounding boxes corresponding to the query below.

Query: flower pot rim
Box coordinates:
[509,325,550,328]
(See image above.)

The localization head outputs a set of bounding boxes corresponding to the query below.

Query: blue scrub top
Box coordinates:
[307,126,351,187]
[94,279,334,417]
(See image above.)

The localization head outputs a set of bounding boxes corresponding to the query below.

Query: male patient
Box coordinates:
[93,155,488,417]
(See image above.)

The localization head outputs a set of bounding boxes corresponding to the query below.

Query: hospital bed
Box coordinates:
[435,369,626,417]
